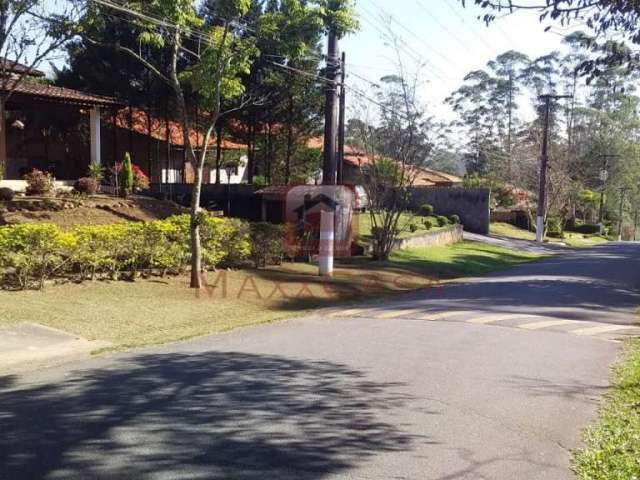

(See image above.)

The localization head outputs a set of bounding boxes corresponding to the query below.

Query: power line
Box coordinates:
[358,5,452,83]
[414,0,472,53]
[362,0,464,74]
[441,0,494,54]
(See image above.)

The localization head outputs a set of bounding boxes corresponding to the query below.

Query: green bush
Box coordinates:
[0,187,14,201]
[568,223,601,235]
[74,177,98,195]
[0,224,74,289]
[546,216,563,237]
[0,215,251,289]
[409,223,418,233]
[448,214,460,224]
[419,203,434,216]
[423,219,433,230]
[250,222,284,268]
[24,169,55,196]
[119,152,134,195]
[436,215,450,227]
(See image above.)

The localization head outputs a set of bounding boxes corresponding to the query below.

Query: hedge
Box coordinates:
[0,215,258,289]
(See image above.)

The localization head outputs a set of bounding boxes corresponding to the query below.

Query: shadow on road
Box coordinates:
[0,352,419,479]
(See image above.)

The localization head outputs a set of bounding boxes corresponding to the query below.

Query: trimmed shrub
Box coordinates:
[436,215,450,227]
[423,219,433,230]
[74,177,98,195]
[419,203,434,216]
[0,215,251,289]
[250,222,284,268]
[546,216,563,238]
[569,223,601,235]
[409,223,418,233]
[448,214,460,224]
[24,169,55,196]
[119,152,134,195]
[0,224,75,289]
[0,187,14,201]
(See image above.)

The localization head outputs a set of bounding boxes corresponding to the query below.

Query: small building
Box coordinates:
[0,59,120,189]
[108,108,249,185]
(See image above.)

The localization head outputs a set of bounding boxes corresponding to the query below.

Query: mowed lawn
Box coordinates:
[491,222,609,248]
[0,241,544,352]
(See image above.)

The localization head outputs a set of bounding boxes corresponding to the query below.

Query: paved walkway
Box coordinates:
[1,243,639,479]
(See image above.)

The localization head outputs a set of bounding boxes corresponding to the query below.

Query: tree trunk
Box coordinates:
[168,34,201,289]
[246,120,255,184]
[284,95,294,184]
[215,123,222,184]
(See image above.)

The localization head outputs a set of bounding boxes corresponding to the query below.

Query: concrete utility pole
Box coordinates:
[319,26,339,277]
[337,51,346,185]
[597,154,619,231]
[322,32,339,186]
[617,187,629,241]
[536,94,572,243]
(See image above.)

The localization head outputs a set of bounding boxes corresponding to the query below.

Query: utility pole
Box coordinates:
[633,209,638,241]
[337,51,346,185]
[617,187,629,241]
[536,94,572,243]
[597,154,619,231]
[322,32,339,186]
[319,24,339,277]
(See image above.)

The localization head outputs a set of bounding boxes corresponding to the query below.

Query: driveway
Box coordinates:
[1,243,639,479]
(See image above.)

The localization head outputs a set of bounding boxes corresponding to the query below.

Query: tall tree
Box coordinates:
[79,0,258,289]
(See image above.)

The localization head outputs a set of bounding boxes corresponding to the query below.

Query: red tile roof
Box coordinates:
[307,136,462,186]
[2,79,120,107]
[0,58,45,77]
[111,108,247,150]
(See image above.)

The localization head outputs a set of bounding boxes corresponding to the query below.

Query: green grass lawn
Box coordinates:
[356,212,447,244]
[573,338,640,479]
[491,222,609,248]
[0,241,545,352]
[491,222,537,240]
[561,231,610,248]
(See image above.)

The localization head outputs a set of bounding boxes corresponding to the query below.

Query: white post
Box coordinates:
[319,209,334,277]
[90,106,101,165]
[535,215,544,243]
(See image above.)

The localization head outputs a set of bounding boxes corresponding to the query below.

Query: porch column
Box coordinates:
[0,98,6,175]
[90,106,101,165]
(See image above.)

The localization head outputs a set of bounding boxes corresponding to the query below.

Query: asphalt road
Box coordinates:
[2,243,640,479]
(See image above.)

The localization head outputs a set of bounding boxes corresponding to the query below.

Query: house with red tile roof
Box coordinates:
[306,136,462,187]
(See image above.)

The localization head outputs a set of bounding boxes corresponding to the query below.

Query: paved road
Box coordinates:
[463,231,569,254]
[2,243,639,479]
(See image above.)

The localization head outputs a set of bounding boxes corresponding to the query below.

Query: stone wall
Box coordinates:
[392,224,463,250]
[404,187,490,234]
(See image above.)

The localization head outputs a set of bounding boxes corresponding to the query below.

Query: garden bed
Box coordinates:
[0,194,186,227]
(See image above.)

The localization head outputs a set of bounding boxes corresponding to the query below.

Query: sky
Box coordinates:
[340,0,585,122]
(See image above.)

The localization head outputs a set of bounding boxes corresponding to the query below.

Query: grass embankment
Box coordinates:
[573,338,640,479]
[0,241,543,352]
[490,222,608,248]
[356,212,448,244]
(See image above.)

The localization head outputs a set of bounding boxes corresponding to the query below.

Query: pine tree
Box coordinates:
[120,152,134,196]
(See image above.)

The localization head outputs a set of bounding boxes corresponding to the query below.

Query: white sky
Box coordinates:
[341,0,586,122]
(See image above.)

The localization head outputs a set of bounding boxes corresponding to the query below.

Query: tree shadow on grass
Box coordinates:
[0,352,421,479]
